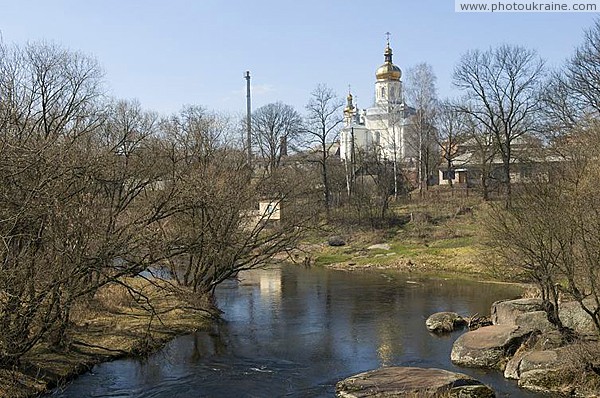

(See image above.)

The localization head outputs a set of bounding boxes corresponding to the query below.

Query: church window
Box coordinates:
[381,87,385,98]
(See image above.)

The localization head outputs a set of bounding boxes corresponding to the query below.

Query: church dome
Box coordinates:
[376,43,401,81]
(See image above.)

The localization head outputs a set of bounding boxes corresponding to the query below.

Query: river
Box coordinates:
[50,265,549,397]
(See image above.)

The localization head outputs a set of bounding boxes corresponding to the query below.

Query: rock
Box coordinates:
[336,366,495,398]
[491,298,544,325]
[559,300,597,335]
[466,315,493,330]
[503,332,542,379]
[519,368,573,396]
[519,349,561,374]
[518,349,572,395]
[514,311,555,333]
[426,312,467,334]
[451,325,532,369]
[368,243,391,251]
[516,347,600,396]
[328,236,346,247]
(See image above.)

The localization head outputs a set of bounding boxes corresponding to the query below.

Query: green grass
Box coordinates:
[313,253,353,266]
[304,196,497,278]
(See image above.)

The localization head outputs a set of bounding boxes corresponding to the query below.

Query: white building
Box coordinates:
[339,40,416,163]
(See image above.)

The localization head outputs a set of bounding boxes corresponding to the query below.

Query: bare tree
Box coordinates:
[565,20,600,117]
[251,102,302,174]
[454,45,545,207]
[405,63,439,192]
[154,107,314,306]
[489,124,600,336]
[0,42,115,363]
[436,100,468,188]
[541,21,600,143]
[304,84,343,216]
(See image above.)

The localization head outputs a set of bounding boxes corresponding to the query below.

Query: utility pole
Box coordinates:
[245,71,252,165]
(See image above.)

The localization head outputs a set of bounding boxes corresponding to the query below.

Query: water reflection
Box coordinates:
[51,266,548,398]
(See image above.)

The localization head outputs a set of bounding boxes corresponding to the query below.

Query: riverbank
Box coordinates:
[1,279,211,398]
[304,199,507,282]
[4,198,507,397]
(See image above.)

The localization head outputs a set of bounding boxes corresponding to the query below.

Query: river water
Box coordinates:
[50,266,549,397]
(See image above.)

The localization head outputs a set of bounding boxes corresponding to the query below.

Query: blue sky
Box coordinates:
[0,1,597,116]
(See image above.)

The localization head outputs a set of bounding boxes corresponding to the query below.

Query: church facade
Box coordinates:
[339,41,416,164]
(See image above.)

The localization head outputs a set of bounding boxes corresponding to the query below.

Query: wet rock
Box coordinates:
[426,312,467,334]
[328,236,346,247]
[336,366,495,398]
[450,325,532,369]
[491,298,544,325]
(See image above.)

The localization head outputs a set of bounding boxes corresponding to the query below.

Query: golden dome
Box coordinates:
[376,63,401,81]
[376,43,401,81]
[344,92,355,114]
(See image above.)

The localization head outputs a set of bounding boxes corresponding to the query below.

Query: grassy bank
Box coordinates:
[1,279,211,398]
[304,196,504,281]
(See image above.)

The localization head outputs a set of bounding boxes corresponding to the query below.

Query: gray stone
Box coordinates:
[368,243,391,251]
[426,312,467,334]
[503,332,542,379]
[328,236,346,247]
[519,349,561,374]
[514,311,555,333]
[451,325,532,369]
[558,300,597,335]
[336,366,495,398]
[491,298,544,325]
[516,348,600,396]
[518,368,573,396]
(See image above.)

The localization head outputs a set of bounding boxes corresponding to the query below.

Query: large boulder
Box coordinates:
[503,332,542,379]
[514,311,555,333]
[336,366,495,398]
[451,325,532,369]
[558,301,597,335]
[426,312,467,334]
[491,298,544,325]
[517,349,574,395]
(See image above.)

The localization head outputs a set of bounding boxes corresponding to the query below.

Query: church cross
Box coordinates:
[385,32,391,45]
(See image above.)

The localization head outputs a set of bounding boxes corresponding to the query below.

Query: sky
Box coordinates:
[0,0,597,117]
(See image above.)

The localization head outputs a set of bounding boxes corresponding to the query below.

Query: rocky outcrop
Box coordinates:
[336,366,495,398]
[517,349,574,395]
[491,298,545,325]
[558,301,597,335]
[450,325,532,369]
[426,312,467,334]
[447,297,600,396]
[492,298,599,335]
[514,311,555,333]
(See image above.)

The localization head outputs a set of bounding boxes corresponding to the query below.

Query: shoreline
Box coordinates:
[6,261,525,398]
[1,280,211,398]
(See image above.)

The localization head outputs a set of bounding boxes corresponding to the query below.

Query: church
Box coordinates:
[339,39,417,164]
